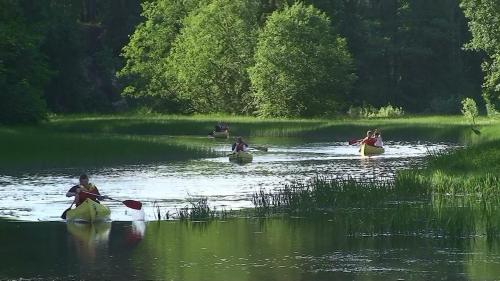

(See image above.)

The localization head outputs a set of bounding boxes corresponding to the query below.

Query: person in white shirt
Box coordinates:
[374,131,383,147]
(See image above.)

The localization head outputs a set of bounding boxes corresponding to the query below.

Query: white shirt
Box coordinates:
[374,137,383,147]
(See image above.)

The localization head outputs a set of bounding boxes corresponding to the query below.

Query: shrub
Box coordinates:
[347,104,404,118]
[461,97,479,125]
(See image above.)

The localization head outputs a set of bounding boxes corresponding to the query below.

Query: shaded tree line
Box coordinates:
[0,0,495,122]
[0,0,141,124]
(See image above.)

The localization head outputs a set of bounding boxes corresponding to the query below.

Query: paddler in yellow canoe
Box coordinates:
[66,174,106,207]
[232,136,249,153]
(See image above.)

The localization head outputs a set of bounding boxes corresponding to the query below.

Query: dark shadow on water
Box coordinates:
[1,203,500,281]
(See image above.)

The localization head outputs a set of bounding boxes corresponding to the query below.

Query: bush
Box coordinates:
[347,104,404,118]
[249,2,356,117]
[485,100,498,117]
[377,104,405,118]
[461,97,479,125]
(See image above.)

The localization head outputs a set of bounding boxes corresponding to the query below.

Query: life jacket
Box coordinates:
[362,137,377,146]
[76,184,99,205]
[236,143,246,152]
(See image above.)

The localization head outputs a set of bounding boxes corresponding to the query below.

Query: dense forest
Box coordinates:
[1,0,498,122]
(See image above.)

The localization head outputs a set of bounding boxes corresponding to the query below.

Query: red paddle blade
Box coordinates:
[348,139,359,145]
[122,200,142,210]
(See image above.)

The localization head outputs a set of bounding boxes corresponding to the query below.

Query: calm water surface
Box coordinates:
[3,138,498,281]
[1,218,499,281]
[0,139,450,221]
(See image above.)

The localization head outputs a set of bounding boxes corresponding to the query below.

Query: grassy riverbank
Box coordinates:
[251,117,499,217]
[0,126,215,171]
[1,114,498,171]
[45,114,489,141]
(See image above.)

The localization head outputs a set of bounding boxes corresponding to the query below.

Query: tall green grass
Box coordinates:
[44,114,494,141]
[250,176,500,239]
[252,176,428,215]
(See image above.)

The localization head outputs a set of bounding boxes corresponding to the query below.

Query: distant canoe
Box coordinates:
[212,130,229,139]
[360,144,385,156]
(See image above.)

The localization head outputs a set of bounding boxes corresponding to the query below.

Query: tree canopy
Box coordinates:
[461,0,500,112]
[249,2,355,117]
[168,0,259,114]
[0,0,493,123]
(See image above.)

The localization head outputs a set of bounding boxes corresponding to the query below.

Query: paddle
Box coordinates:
[81,191,143,210]
[348,138,362,145]
[252,146,268,152]
[60,202,74,220]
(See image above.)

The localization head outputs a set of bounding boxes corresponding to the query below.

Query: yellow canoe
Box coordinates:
[66,198,111,223]
[360,144,385,156]
[212,130,229,138]
[229,152,253,163]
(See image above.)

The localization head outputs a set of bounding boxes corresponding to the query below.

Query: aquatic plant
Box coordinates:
[177,197,216,220]
[251,176,419,215]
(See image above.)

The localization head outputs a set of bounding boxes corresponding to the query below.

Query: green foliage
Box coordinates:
[310,0,483,112]
[347,104,404,118]
[168,0,258,113]
[252,178,392,215]
[461,0,500,112]
[0,0,50,124]
[461,97,479,125]
[118,0,197,112]
[0,0,142,122]
[1,0,492,118]
[376,104,405,118]
[249,2,356,117]
[44,113,487,142]
[178,197,218,220]
[39,1,89,113]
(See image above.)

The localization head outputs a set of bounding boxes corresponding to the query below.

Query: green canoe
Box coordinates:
[228,151,253,163]
[360,144,385,156]
[212,130,229,139]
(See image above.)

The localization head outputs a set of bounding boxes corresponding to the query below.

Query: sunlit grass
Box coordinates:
[44,114,499,142]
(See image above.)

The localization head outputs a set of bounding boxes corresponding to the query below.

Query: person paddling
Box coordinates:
[232,136,248,153]
[66,174,105,207]
[215,121,229,132]
[361,130,377,146]
[209,121,229,136]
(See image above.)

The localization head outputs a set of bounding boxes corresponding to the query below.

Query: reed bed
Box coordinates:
[177,197,229,221]
[43,114,490,141]
[251,176,428,215]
